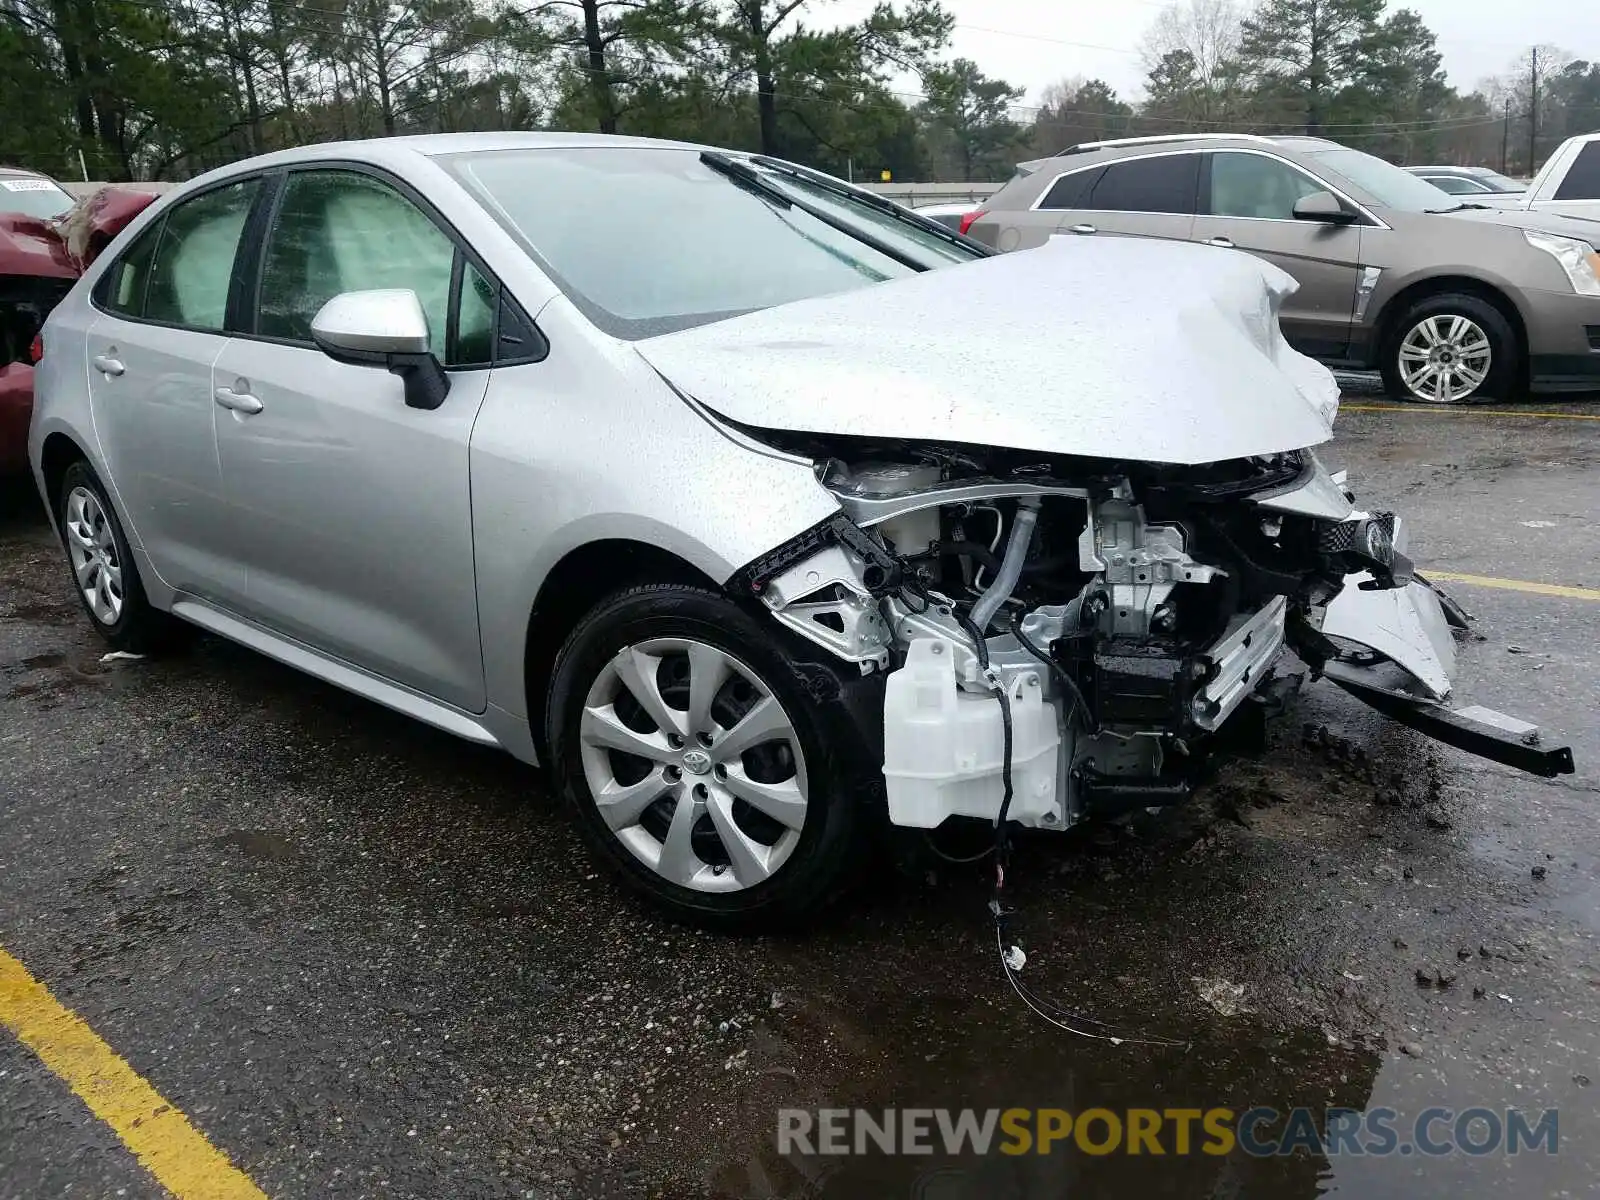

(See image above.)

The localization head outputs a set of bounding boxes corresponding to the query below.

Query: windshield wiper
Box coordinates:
[1426,202,1493,213]
[698,150,931,272]
[749,154,992,256]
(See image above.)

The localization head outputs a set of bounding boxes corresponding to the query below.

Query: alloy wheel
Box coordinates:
[64,485,123,625]
[1398,314,1492,403]
[577,637,809,893]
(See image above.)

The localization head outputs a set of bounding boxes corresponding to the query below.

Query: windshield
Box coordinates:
[0,176,74,219]
[1302,148,1462,212]
[442,146,981,339]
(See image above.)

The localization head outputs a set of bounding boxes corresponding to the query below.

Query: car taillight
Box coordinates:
[958,209,984,236]
[29,334,42,363]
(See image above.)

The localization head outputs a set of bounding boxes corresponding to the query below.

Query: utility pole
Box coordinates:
[1528,47,1539,175]
[1501,98,1510,174]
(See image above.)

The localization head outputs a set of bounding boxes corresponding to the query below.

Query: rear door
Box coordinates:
[211,166,501,712]
[1053,152,1200,243]
[1190,150,1363,360]
[84,177,260,604]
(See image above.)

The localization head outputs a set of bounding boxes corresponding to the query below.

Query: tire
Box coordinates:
[545,583,881,931]
[1380,293,1519,405]
[55,461,187,653]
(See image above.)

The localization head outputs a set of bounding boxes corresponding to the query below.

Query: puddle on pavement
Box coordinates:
[705,1004,1378,1199]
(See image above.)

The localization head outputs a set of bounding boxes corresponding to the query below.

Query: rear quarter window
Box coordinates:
[1036,167,1104,210]
[92,219,164,317]
[1554,143,1600,201]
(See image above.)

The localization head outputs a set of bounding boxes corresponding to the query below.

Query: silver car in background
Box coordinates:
[28,134,1572,930]
[1406,164,1527,203]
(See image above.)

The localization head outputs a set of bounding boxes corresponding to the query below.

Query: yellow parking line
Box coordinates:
[0,946,267,1200]
[1343,403,1600,421]
[1426,571,1600,602]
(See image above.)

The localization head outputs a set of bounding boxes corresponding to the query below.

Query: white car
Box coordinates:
[27,133,1573,929]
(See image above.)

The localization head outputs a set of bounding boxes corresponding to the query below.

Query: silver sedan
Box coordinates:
[29,133,1571,929]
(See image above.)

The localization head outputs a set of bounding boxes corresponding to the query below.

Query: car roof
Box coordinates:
[165,131,750,201]
[211,131,711,172]
[1013,132,1343,178]
[0,165,57,181]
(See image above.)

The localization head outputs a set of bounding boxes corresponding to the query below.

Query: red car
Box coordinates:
[0,168,158,473]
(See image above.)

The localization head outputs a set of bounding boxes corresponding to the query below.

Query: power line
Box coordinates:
[952,23,1141,57]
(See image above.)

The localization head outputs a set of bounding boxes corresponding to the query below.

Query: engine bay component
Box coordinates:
[883,637,1063,828]
[757,542,893,673]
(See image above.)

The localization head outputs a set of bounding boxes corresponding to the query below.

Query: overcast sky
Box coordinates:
[824,0,1599,108]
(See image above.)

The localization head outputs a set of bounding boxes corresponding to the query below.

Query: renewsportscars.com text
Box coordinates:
[777,1106,1559,1158]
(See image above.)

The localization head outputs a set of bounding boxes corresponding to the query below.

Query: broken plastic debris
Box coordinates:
[1003,945,1027,972]
[1192,976,1253,1017]
[99,651,146,663]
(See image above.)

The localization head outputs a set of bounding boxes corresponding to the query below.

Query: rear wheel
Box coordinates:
[1381,293,1518,404]
[546,583,878,930]
[56,460,186,653]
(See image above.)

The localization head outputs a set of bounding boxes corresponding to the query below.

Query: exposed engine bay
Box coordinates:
[734,434,1574,834]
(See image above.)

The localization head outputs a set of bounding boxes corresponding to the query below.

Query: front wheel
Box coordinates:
[1381,293,1518,404]
[545,584,880,930]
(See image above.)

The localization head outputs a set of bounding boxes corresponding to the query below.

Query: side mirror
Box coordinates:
[310,289,450,411]
[1292,191,1358,225]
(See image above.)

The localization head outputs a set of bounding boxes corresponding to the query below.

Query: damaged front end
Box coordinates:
[734,438,1573,835]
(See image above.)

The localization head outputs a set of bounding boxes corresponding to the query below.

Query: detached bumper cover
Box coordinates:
[1320,570,1574,778]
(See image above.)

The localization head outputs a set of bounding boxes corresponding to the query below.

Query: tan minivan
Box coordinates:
[967,133,1600,404]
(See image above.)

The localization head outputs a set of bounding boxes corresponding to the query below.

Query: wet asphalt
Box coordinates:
[1,397,1597,1199]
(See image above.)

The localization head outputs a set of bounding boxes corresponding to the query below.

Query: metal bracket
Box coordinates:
[1325,660,1575,778]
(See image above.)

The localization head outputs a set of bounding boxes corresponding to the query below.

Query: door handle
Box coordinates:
[92,354,125,377]
[1205,236,1236,249]
[214,385,263,415]
[1067,223,1097,235]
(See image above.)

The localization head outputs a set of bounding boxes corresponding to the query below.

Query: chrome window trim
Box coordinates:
[1030,146,1390,230]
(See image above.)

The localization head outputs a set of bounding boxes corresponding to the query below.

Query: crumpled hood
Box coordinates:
[635,236,1340,466]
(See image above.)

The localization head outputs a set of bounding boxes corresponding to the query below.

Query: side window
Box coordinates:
[1554,143,1600,201]
[1425,176,1482,195]
[142,180,257,330]
[95,219,163,317]
[258,170,454,358]
[1037,167,1103,210]
[1087,154,1199,215]
[1207,152,1326,220]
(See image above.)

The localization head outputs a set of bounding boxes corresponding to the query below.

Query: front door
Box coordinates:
[1191,151,1363,359]
[84,177,260,604]
[212,168,496,712]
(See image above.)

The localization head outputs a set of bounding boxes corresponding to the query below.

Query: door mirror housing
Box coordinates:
[1292,191,1359,225]
[310,289,451,411]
